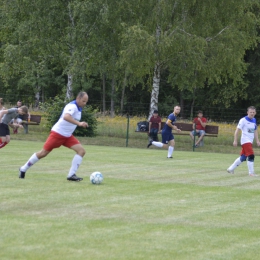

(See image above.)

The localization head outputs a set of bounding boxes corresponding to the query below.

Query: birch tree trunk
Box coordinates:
[66,3,74,100]
[148,24,161,120]
[66,74,73,100]
[148,62,160,120]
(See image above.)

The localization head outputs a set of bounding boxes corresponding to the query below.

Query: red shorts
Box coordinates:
[240,143,254,157]
[43,131,80,152]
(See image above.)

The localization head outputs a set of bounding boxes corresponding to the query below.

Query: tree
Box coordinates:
[120,0,260,118]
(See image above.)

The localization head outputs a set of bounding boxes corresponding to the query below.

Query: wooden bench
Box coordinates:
[135,121,219,148]
[21,114,42,134]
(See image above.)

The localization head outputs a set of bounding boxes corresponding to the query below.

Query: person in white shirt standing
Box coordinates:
[227,106,260,176]
[19,91,89,181]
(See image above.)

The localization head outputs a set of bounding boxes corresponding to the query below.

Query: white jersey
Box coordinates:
[51,101,82,137]
[237,116,257,145]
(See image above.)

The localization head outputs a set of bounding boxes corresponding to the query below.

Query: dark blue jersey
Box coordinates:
[162,113,177,134]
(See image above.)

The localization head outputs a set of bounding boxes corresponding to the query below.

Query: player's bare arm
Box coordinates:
[233,128,239,146]
[63,113,88,128]
[254,130,260,146]
[0,109,8,121]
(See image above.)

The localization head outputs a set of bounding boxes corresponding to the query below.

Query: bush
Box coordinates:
[40,96,97,137]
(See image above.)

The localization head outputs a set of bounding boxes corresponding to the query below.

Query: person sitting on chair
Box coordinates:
[147,110,161,147]
[190,110,207,147]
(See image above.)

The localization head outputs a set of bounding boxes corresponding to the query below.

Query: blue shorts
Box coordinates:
[162,131,174,144]
[191,130,205,136]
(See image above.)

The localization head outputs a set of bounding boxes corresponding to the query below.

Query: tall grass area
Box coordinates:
[1,141,260,260]
[11,114,260,155]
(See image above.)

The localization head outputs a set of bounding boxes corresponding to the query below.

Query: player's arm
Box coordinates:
[166,119,181,132]
[254,129,260,146]
[233,128,240,146]
[0,109,8,121]
[63,113,88,128]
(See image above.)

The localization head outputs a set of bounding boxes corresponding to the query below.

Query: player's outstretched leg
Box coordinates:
[227,155,245,174]
[19,153,40,179]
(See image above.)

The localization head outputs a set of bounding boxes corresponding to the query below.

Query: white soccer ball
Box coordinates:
[90,171,103,185]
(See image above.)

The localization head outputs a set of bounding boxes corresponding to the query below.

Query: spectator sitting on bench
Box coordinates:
[147,110,161,147]
[190,110,207,147]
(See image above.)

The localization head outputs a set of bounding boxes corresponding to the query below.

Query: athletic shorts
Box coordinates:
[240,143,254,157]
[161,131,174,144]
[191,130,205,136]
[0,123,10,137]
[43,131,80,152]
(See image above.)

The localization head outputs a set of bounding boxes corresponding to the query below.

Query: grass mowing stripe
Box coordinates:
[1,140,260,259]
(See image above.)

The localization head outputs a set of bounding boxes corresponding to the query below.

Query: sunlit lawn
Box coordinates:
[1,140,260,260]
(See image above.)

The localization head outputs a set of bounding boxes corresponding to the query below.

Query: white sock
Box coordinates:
[152,141,163,148]
[247,161,254,174]
[68,154,83,177]
[20,153,39,172]
[228,157,242,171]
[168,146,174,157]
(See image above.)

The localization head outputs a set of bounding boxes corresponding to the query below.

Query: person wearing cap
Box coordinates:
[147,110,161,148]
[0,105,28,149]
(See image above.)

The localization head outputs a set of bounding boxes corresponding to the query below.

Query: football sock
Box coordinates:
[0,142,8,149]
[247,161,254,174]
[20,153,40,172]
[228,157,242,171]
[68,154,83,177]
[152,141,163,148]
[167,146,174,157]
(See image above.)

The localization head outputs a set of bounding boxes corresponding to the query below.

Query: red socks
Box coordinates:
[0,141,8,149]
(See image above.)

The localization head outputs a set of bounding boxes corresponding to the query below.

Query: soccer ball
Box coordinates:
[90,171,103,185]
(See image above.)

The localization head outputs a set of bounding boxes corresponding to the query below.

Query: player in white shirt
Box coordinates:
[19,92,89,181]
[227,106,260,176]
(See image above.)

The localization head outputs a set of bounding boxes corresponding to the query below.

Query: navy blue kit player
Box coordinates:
[148,106,181,158]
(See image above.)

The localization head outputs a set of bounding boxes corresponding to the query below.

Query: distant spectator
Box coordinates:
[0,98,5,111]
[190,110,207,147]
[147,110,161,147]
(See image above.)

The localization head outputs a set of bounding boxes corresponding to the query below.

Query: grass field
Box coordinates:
[1,140,260,260]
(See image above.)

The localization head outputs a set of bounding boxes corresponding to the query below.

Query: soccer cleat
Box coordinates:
[147,141,152,148]
[67,174,83,182]
[19,168,26,179]
[227,168,234,174]
[167,156,173,159]
[249,173,258,177]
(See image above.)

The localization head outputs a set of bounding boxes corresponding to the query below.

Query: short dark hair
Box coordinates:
[197,110,203,114]
[77,91,88,99]
[247,106,256,111]
[20,106,28,114]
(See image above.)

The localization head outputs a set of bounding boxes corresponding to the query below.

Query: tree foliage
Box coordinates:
[0,0,260,119]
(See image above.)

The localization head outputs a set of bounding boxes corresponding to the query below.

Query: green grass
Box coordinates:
[1,140,260,259]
